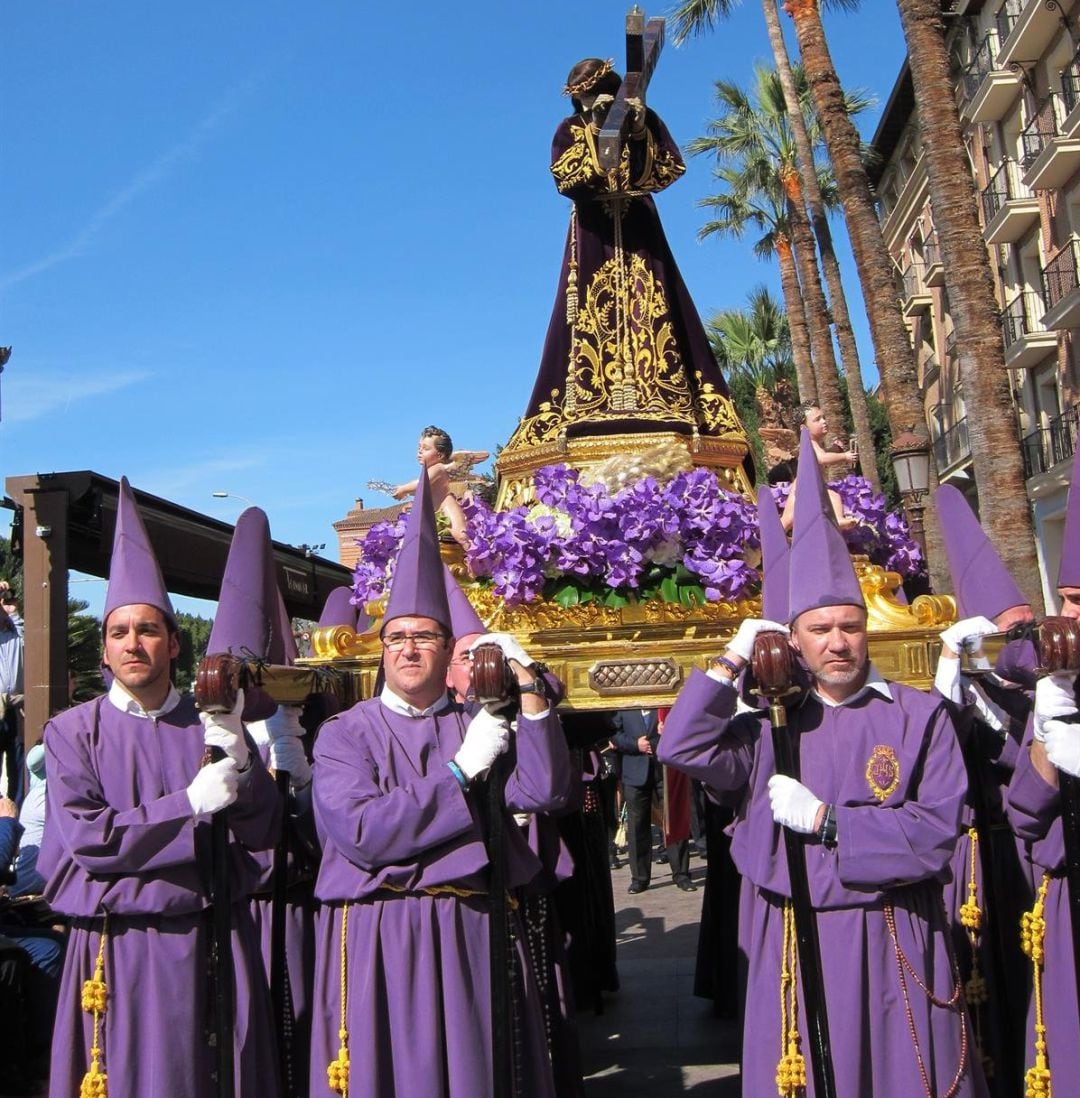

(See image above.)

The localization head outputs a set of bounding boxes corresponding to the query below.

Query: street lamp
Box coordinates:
[211,491,256,508]
[298,543,326,559]
[889,427,932,554]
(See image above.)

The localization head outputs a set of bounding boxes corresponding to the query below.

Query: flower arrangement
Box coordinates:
[351,464,925,609]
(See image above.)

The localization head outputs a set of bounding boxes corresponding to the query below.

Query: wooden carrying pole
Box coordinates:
[752,632,837,1098]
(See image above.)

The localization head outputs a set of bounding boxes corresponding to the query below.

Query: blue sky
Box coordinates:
[2,2,906,617]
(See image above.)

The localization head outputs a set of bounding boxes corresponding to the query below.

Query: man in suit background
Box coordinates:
[611,709,695,894]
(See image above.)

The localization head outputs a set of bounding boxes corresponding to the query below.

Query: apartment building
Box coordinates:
[869,0,1080,608]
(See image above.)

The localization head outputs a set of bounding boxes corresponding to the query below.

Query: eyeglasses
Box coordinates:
[382,630,448,652]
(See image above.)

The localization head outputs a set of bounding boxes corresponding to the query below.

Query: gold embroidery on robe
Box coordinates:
[551,121,686,197]
[866,744,901,802]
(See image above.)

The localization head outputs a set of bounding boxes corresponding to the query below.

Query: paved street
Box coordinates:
[579,855,741,1096]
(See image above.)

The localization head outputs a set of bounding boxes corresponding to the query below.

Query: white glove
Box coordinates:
[767,774,824,835]
[1034,672,1079,742]
[265,705,312,786]
[727,619,789,663]
[1043,719,1080,778]
[932,655,963,704]
[454,706,510,781]
[199,688,250,769]
[939,616,997,658]
[187,757,240,817]
[469,632,534,669]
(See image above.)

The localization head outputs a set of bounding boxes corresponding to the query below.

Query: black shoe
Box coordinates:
[628,881,648,894]
[675,878,698,892]
[609,856,621,869]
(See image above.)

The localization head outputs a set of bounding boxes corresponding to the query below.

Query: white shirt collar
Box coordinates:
[108,680,182,719]
[380,685,453,718]
[811,663,893,709]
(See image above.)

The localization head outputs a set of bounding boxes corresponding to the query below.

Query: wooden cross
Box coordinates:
[597,7,666,171]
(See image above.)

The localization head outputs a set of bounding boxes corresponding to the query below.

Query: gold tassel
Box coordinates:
[327,903,351,1096]
[776,900,806,1097]
[565,211,579,327]
[80,914,109,1098]
[1021,873,1052,1097]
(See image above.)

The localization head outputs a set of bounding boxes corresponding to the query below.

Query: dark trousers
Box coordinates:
[623,781,690,884]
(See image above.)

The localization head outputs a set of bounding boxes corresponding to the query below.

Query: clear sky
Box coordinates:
[2,1,906,617]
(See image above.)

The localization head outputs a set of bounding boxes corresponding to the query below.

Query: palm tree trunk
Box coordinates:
[896,0,1043,611]
[782,171,846,443]
[775,233,817,410]
[763,0,879,489]
[784,0,948,591]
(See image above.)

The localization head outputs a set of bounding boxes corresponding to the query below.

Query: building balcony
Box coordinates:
[923,236,945,286]
[960,30,1020,123]
[932,417,972,477]
[1022,93,1080,191]
[997,0,1071,71]
[1060,56,1080,136]
[1041,236,1080,328]
[1021,403,1080,479]
[981,158,1041,242]
[880,151,928,250]
[900,263,932,317]
[1001,290,1058,368]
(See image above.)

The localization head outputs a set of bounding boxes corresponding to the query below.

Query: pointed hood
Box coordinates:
[757,487,790,625]
[935,484,1027,620]
[318,586,359,630]
[274,589,298,666]
[207,507,279,720]
[382,465,451,633]
[787,429,864,622]
[443,564,485,640]
[103,477,175,627]
[1058,456,1080,588]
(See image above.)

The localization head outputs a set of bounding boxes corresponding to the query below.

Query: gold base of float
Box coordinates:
[301,555,956,711]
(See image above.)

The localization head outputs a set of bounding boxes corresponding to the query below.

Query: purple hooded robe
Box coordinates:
[658,668,985,1097]
[38,689,282,1097]
[309,695,571,1097]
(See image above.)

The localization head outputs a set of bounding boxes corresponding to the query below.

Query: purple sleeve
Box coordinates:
[835,705,965,889]
[504,710,571,814]
[226,751,282,853]
[313,715,476,870]
[656,669,756,794]
[44,720,198,875]
[1006,741,1059,842]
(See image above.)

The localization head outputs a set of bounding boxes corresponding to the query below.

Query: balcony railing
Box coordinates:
[923,235,941,268]
[932,416,972,473]
[1041,237,1080,310]
[995,0,1024,45]
[902,263,927,299]
[1021,404,1080,478]
[1021,94,1060,169]
[1062,51,1080,115]
[980,158,1029,222]
[961,31,1001,103]
[1001,290,1046,346]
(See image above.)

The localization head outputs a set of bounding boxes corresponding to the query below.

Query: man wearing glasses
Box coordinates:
[310,468,570,1097]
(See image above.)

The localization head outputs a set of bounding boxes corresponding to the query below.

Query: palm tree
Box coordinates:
[672,0,948,588]
[895,0,1043,609]
[710,284,793,391]
[690,65,858,463]
[698,171,817,406]
[760,0,880,489]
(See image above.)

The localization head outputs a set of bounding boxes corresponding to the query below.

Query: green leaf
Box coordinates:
[602,589,630,608]
[552,583,581,607]
[660,575,680,603]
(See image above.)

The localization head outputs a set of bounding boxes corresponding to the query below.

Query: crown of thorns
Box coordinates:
[562,59,615,97]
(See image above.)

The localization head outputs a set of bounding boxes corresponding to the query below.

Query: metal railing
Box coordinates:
[995,0,1024,47]
[923,235,942,268]
[1001,290,1046,346]
[962,31,1001,102]
[902,263,927,300]
[980,158,1029,222]
[1041,236,1080,310]
[1021,404,1080,478]
[1062,54,1080,115]
[1021,94,1060,169]
[932,416,972,473]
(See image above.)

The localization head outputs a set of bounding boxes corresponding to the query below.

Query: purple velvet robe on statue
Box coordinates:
[659,668,986,1097]
[504,109,736,455]
[1006,730,1080,1088]
[38,693,282,1098]
[309,698,571,1097]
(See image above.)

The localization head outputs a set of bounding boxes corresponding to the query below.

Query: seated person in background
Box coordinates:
[779,404,856,533]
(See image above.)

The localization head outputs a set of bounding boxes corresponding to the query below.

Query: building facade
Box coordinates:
[869,0,1080,608]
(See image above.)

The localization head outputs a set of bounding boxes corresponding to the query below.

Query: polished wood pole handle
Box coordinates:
[469,643,516,705]
[195,652,242,714]
[1036,616,1080,675]
[750,631,798,699]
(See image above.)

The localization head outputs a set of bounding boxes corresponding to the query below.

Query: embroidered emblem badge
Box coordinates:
[865,745,901,803]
